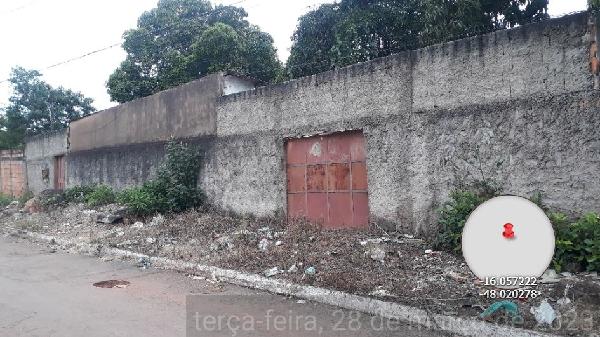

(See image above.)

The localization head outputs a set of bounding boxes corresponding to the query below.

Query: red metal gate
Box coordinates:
[286,131,369,229]
[54,155,65,190]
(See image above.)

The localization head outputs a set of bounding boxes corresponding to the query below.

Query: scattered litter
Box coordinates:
[304,266,316,276]
[360,238,382,246]
[296,300,306,304]
[530,300,556,325]
[96,213,123,224]
[116,231,125,237]
[275,240,283,246]
[444,268,467,282]
[149,214,165,227]
[146,237,156,244]
[540,269,561,284]
[366,245,386,262]
[425,249,433,254]
[131,222,144,229]
[462,303,486,311]
[137,257,151,269]
[232,229,252,237]
[557,297,572,306]
[258,227,274,239]
[188,274,206,281]
[560,272,573,278]
[258,238,270,252]
[480,300,522,323]
[264,267,281,278]
[93,280,130,289]
[370,287,397,298]
[287,264,298,273]
[557,284,573,307]
[211,235,234,251]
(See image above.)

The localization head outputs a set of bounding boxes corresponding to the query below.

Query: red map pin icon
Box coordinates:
[503,223,515,239]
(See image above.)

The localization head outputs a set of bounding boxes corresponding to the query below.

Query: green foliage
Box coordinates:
[0,194,15,208]
[107,0,281,103]
[85,185,116,207]
[38,190,66,208]
[286,0,549,78]
[118,141,203,215]
[0,67,94,149]
[65,185,116,207]
[64,185,96,203]
[117,182,168,216]
[590,0,600,12]
[435,179,500,252]
[552,212,600,272]
[435,186,600,273]
[435,191,486,252]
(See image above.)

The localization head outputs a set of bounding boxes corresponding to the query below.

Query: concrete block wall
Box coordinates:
[68,74,223,153]
[207,12,600,232]
[22,12,597,234]
[64,73,255,190]
[24,130,68,194]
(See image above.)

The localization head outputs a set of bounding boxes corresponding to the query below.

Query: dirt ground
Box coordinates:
[1,203,599,336]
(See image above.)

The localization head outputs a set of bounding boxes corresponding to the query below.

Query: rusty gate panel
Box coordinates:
[0,150,25,197]
[286,131,369,229]
[54,155,66,190]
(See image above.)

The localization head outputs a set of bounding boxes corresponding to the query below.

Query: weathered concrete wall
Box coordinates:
[65,73,259,191]
[0,150,26,197]
[69,74,223,152]
[24,130,68,194]
[365,92,600,232]
[67,138,214,190]
[201,135,285,215]
[208,12,599,232]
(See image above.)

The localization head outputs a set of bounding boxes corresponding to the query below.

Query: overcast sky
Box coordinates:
[0,0,588,111]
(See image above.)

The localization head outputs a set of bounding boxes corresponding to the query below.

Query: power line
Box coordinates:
[0,0,254,85]
[0,0,41,16]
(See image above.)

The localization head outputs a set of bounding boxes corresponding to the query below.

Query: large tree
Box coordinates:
[107,0,281,103]
[287,0,549,78]
[0,67,94,149]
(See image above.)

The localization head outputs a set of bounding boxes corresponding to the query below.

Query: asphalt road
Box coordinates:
[0,236,447,337]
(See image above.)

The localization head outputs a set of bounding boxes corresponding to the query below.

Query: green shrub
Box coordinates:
[64,185,96,203]
[118,141,203,216]
[434,179,500,252]
[0,194,15,208]
[117,182,168,216]
[85,185,116,207]
[552,212,600,272]
[38,190,66,207]
[434,191,485,252]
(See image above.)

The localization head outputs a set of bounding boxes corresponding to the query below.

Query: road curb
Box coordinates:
[23,231,559,337]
